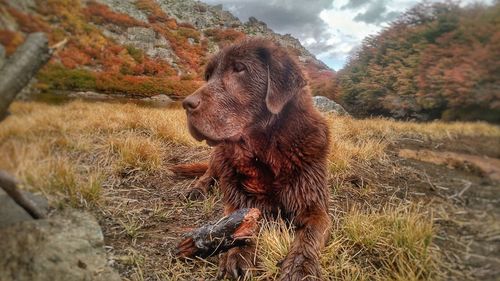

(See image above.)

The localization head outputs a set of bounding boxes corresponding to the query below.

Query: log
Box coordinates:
[176,208,261,259]
[0,33,52,219]
[0,32,52,121]
[0,44,5,69]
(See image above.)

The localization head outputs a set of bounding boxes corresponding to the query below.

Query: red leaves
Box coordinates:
[338,1,500,121]
[0,30,24,55]
[204,28,246,46]
[135,0,170,23]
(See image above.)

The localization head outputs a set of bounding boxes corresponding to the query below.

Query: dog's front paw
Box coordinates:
[184,187,207,201]
[279,253,322,281]
[217,247,254,280]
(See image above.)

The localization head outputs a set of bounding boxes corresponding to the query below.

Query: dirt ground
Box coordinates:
[97,136,499,280]
[387,137,500,280]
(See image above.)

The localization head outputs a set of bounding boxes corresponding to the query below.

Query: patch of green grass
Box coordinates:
[126,45,144,63]
[37,63,96,91]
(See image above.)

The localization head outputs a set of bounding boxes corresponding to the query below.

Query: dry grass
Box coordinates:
[1,101,498,280]
[326,115,500,174]
[0,101,203,205]
[253,205,437,281]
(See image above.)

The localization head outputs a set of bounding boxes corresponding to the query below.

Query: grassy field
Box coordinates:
[1,100,499,280]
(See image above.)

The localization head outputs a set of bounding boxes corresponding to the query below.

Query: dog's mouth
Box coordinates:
[187,122,241,147]
[187,123,223,147]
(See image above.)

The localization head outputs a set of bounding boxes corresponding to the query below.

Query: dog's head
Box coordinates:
[182,38,306,146]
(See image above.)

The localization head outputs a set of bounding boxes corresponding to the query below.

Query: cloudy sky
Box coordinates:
[203,0,494,70]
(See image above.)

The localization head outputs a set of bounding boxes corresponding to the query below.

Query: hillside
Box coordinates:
[0,0,336,99]
[337,2,500,122]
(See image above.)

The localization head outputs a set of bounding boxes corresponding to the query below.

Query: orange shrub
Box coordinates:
[135,0,170,23]
[58,44,93,69]
[178,22,195,29]
[153,25,206,72]
[204,28,246,46]
[0,30,24,55]
[6,7,49,33]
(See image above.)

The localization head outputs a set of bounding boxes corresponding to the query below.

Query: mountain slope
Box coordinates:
[0,0,337,99]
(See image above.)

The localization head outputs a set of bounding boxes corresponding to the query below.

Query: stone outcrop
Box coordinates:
[313,96,350,115]
[93,0,329,71]
[0,209,121,281]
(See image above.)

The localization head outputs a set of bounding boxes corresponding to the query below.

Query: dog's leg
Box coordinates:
[186,167,215,200]
[216,204,257,280]
[185,153,221,200]
[279,209,330,281]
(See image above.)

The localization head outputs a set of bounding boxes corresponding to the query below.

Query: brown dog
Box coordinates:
[180,38,331,280]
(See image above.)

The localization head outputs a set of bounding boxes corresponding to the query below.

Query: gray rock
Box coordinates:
[0,188,49,228]
[0,209,120,281]
[95,0,148,22]
[6,0,36,13]
[141,94,173,106]
[312,96,350,116]
[100,26,180,67]
[68,91,113,100]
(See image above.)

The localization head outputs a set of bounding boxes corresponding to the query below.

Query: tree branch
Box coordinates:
[0,32,52,121]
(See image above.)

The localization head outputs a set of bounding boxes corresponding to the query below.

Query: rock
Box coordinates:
[312,96,350,116]
[95,0,148,22]
[101,26,179,66]
[6,0,36,13]
[0,209,120,281]
[0,188,49,228]
[141,94,173,106]
[68,91,113,100]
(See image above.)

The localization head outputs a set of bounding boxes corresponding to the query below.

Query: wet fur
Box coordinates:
[180,38,331,280]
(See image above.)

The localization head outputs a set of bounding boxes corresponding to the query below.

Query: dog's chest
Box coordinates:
[227,148,275,195]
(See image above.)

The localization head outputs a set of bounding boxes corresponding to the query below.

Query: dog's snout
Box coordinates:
[182,94,201,112]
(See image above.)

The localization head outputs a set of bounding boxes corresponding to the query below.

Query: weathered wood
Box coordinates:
[0,171,46,219]
[176,208,261,259]
[0,32,51,121]
[0,44,5,69]
[0,33,52,219]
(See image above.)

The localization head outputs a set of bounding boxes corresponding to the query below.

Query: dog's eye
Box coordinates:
[233,62,245,73]
[204,72,211,81]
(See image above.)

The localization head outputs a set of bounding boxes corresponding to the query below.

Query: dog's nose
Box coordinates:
[182,95,201,112]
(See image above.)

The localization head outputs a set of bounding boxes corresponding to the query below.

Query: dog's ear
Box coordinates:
[257,45,306,114]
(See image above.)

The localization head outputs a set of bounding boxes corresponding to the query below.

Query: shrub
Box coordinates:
[126,45,144,63]
[95,73,200,97]
[6,7,49,33]
[58,44,93,68]
[37,63,97,91]
[0,30,24,55]
[204,28,246,45]
[134,0,170,23]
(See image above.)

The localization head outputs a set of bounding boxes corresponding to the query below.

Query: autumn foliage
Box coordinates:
[204,28,246,46]
[338,2,500,122]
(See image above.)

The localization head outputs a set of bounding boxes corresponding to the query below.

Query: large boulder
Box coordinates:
[0,209,120,281]
[312,96,350,116]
